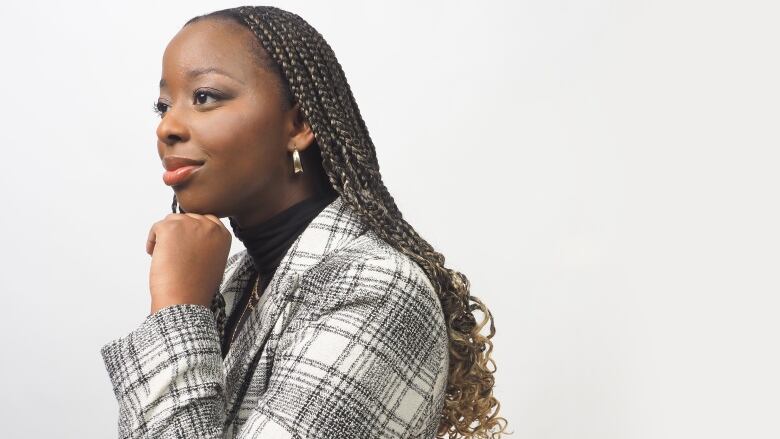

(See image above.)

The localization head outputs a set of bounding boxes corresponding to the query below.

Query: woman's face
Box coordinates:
[155,18,307,221]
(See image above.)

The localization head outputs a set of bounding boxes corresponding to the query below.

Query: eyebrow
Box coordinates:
[159,67,244,88]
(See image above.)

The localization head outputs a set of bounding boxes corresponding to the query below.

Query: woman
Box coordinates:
[100,6,507,439]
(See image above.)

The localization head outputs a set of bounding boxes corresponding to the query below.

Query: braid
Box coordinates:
[173,6,508,438]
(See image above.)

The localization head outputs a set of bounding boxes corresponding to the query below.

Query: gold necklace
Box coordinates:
[229,274,260,348]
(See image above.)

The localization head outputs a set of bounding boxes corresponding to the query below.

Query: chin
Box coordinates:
[174,191,219,216]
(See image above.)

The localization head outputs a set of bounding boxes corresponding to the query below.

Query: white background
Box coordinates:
[0,1,778,438]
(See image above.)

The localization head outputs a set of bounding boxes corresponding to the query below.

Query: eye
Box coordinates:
[194,89,220,105]
[152,100,168,118]
[152,89,225,118]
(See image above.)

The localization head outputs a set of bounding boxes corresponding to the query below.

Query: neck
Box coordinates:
[228,189,338,275]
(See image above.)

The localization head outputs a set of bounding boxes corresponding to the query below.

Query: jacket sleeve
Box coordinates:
[100,303,226,439]
[234,254,449,439]
[99,253,448,439]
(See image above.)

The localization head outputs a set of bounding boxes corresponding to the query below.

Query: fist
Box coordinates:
[146,213,232,314]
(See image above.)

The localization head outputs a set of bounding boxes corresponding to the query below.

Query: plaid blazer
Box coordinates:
[100,195,449,439]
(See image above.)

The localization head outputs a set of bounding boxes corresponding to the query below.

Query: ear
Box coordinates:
[286,102,315,153]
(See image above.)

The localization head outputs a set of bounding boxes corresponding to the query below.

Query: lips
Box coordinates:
[162,156,206,171]
[162,156,205,187]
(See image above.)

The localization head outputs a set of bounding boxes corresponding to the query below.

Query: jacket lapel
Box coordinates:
[217,195,369,424]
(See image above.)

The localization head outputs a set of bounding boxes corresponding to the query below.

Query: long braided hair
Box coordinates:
[170,6,508,438]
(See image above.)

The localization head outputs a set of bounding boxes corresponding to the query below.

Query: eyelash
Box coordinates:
[152,89,224,118]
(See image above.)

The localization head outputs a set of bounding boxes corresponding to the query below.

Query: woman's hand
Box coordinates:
[146,213,232,314]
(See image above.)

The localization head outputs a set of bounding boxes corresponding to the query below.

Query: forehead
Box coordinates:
[160,19,260,87]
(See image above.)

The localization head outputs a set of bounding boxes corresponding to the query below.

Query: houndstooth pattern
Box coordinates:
[100,195,449,438]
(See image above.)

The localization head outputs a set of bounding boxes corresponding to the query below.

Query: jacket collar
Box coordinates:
[217,194,369,421]
[218,194,367,319]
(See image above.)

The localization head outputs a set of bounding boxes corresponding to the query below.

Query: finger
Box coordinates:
[182,212,223,228]
[203,214,225,228]
[146,225,157,256]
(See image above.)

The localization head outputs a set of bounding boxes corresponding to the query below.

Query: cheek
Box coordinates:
[194,104,287,186]
[198,100,284,155]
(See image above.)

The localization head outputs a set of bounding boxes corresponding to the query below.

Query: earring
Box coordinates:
[292,147,303,174]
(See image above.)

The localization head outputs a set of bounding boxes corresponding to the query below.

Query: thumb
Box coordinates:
[202,213,225,228]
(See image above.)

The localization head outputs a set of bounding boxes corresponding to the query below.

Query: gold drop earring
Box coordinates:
[292,146,303,174]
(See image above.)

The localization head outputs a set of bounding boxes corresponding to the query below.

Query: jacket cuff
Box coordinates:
[100,304,224,422]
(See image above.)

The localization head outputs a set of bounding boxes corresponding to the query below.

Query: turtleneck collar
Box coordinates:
[228,189,339,277]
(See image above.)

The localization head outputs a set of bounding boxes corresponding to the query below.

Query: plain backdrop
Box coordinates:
[0,1,778,438]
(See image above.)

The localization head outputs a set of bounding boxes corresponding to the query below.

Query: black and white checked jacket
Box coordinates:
[100,195,449,438]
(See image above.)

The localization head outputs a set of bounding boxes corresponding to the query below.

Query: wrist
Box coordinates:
[150,298,211,314]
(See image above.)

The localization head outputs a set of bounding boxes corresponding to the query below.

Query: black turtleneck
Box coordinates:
[221,189,338,356]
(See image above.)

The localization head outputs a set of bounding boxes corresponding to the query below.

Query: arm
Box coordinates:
[101,211,239,438]
[100,304,225,439]
[235,254,449,439]
[99,253,448,439]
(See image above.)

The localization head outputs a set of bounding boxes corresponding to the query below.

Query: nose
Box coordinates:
[156,106,190,146]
